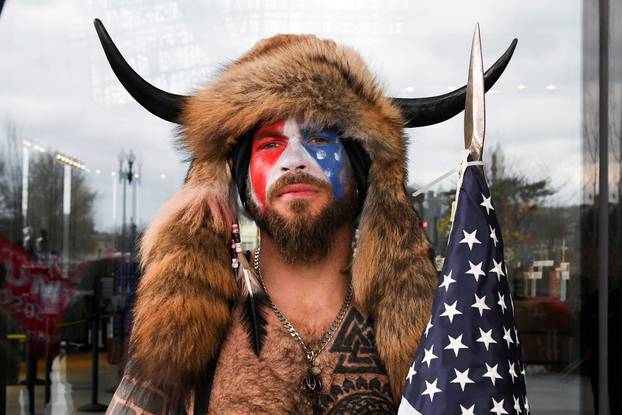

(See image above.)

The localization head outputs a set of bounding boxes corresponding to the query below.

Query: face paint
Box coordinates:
[299,124,349,199]
[248,118,351,211]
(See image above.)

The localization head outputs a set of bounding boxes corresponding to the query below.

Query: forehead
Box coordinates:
[252,119,340,139]
[253,120,287,138]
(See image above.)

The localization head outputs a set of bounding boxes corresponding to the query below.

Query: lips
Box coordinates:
[277,183,320,197]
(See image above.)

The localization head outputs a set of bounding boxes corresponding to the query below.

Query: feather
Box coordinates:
[231,223,267,355]
[236,251,261,295]
[237,253,268,355]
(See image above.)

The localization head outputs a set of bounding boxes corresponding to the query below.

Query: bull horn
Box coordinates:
[94,19,187,123]
[392,38,517,128]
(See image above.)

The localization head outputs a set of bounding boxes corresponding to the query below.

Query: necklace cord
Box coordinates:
[253,246,353,364]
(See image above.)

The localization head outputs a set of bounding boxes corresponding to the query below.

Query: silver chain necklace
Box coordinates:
[253,246,353,396]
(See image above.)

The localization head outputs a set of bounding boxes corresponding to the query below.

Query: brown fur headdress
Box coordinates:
[94,19,516,406]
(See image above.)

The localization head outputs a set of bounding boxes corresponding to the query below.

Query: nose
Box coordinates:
[277,140,310,172]
[280,164,306,172]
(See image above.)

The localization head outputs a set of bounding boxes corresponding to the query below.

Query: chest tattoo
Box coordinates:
[328,307,387,375]
[315,308,395,414]
[209,305,396,414]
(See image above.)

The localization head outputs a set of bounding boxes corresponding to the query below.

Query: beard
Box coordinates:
[246,172,359,265]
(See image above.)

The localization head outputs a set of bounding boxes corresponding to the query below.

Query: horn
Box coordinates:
[392,38,517,128]
[93,18,187,123]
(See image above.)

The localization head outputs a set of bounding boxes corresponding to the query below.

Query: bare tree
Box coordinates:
[0,120,24,243]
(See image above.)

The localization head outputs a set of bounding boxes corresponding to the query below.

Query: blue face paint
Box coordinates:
[300,126,351,200]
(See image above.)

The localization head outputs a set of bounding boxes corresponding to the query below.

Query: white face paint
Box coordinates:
[248,117,352,211]
[264,118,327,189]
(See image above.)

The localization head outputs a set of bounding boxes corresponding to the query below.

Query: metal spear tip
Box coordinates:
[464,23,486,162]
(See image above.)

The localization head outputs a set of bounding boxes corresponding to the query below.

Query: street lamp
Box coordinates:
[55,152,86,271]
[118,151,136,255]
[132,162,142,230]
[21,140,31,228]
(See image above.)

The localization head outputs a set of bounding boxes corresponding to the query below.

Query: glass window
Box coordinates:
[0,1,617,413]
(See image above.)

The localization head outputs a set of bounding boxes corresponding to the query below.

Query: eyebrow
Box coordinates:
[253,123,285,139]
[254,134,287,144]
[302,125,340,136]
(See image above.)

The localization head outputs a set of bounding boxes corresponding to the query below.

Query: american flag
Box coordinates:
[399,156,529,415]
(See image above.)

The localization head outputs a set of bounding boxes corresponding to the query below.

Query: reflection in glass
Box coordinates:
[0,0,612,413]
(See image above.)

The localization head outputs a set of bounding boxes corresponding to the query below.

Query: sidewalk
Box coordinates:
[526,372,595,414]
[6,352,118,414]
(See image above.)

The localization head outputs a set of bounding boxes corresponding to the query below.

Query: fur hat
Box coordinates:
[94,19,516,405]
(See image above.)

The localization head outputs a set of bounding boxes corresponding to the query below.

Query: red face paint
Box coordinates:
[249,120,287,210]
[248,118,351,212]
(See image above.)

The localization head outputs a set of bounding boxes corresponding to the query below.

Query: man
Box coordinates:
[208,116,396,413]
[94,20,515,414]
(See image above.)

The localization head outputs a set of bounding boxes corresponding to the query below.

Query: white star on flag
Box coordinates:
[421,378,442,402]
[459,229,481,250]
[421,345,438,368]
[508,361,518,383]
[440,301,462,323]
[524,397,530,412]
[480,193,494,214]
[439,270,456,292]
[483,363,503,386]
[489,225,499,247]
[450,368,474,391]
[459,404,475,415]
[489,259,505,280]
[513,395,522,414]
[514,327,520,345]
[490,398,508,415]
[444,334,468,357]
[503,327,515,348]
[476,328,497,350]
[424,318,433,337]
[497,292,508,313]
[406,364,417,384]
[466,260,485,282]
[471,293,491,316]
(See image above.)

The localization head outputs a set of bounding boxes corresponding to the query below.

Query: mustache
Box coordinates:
[267,172,332,202]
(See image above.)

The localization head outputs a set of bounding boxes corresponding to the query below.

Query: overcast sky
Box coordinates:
[0,0,582,231]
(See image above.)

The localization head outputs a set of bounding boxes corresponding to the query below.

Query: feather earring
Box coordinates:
[231,223,267,356]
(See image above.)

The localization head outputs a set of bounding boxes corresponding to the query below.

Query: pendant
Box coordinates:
[301,364,322,394]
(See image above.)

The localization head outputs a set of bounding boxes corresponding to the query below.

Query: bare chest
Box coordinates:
[208,305,396,414]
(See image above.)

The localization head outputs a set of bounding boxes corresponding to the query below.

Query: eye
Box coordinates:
[260,141,281,150]
[308,136,331,145]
